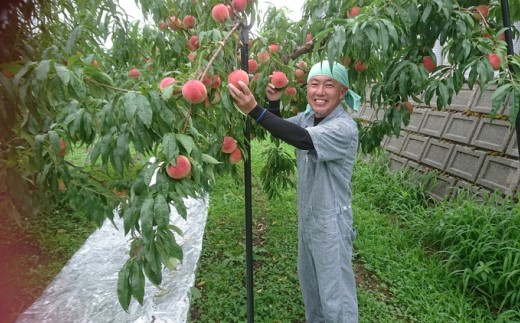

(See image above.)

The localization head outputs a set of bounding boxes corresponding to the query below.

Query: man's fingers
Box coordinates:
[237,80,251,94]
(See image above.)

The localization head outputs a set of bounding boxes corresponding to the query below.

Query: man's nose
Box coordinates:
[316,84,325,94]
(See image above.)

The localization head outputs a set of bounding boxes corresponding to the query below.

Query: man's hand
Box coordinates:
[265,83,284,102]
[228,81,258,114]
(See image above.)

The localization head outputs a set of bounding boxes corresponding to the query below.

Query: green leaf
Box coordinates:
[176,134,195,154]
[117,261,132,311]
[55,64,71,85]
[124,92,138,120]
[154,194,170,228]
[163,133,178,164]
[140,195,155,239]
[136,93,153,127]
[35,60,51,81]
[66,25,83,55]
[201,153,221,164]
[130,261,145,305]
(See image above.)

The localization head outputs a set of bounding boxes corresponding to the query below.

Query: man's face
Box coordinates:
[306,75,348,119]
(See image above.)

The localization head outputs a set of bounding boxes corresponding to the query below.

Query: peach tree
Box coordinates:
[0,0,518,310]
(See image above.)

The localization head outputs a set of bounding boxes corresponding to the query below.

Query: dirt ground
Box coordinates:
[0,216,51,323]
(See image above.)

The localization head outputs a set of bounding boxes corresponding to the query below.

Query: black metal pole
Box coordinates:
[239,21,254,323]
[499,0,520,156]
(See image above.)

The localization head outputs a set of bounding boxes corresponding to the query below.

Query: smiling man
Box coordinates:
[228,60,360,323]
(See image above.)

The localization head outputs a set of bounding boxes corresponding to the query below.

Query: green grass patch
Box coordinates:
[190,142,518,322]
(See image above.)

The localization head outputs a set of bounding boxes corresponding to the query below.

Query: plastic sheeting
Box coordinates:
[17,195,209,323]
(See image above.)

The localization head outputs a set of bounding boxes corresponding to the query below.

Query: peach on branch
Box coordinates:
[347,5,360,17]
[258,51,270,64]
[59,138,67,157]
[166,155,191,179]
[295,68,306,83]
[183,15,196,29]
[268,44,280,53]
[473,5,489,21]
[354,60,365,72]
[212,4,229,23]
[158,21,166,30]
[159,77,176,91]
[422,55,436,73]
[271,71,289,89]
[285,86,297,98]
[188,52,195,62]
[248,59,258,73]
[210,75,221,89]
[221,136,237,153]
[232,0,247,12]
[128,68,141,78]
[182,80,207,104]
[168,16,182,30]
[229,148,242,164]
[488,53,501,70]
[226,5,234,17]
[305,33,312,43]
[227,69,250,89]
[397,101,414,114]
[187,35,199,51]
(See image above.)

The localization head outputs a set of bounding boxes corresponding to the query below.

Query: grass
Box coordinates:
[190,141,520,322]
[5,139,519,322]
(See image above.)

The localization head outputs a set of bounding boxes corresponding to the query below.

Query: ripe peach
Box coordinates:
[226,5,234,17]
[347,5,360,17]
[166,155,191,179]
[128,68,140,78]
[227,69,250,89]
[422,55,436,73]
[397,101,413,114]
[229,148,242,164]
[201,74,212,86]
[488,53,501,70]
[232,0,247,12]
[473,5,489,21]
[188,52,195,62]
[159,77,176,91]
[354,60,365,72]
[305,33,312,43]
[221,136,237,153]
[92,59,100,68]
[271,71,288,88]
[211,75,221,89]
[298,60,307,69]
[258,51,270,64]
[248,59,258,73]
[285,86,297,98]
[168,16,182,30]
[59,138,67,157]
[212,4,229,23]
[187,35,199,51]
[295,69,306,83]
[268,44,280,53]
[183,15,196,29]
[159,21,166,30]
[182,80,208,104]
[341,56,351,66]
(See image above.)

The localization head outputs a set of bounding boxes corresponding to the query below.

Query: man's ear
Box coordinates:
[341,86,349,97]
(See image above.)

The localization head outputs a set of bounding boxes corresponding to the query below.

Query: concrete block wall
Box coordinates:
[362,85,519,201]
